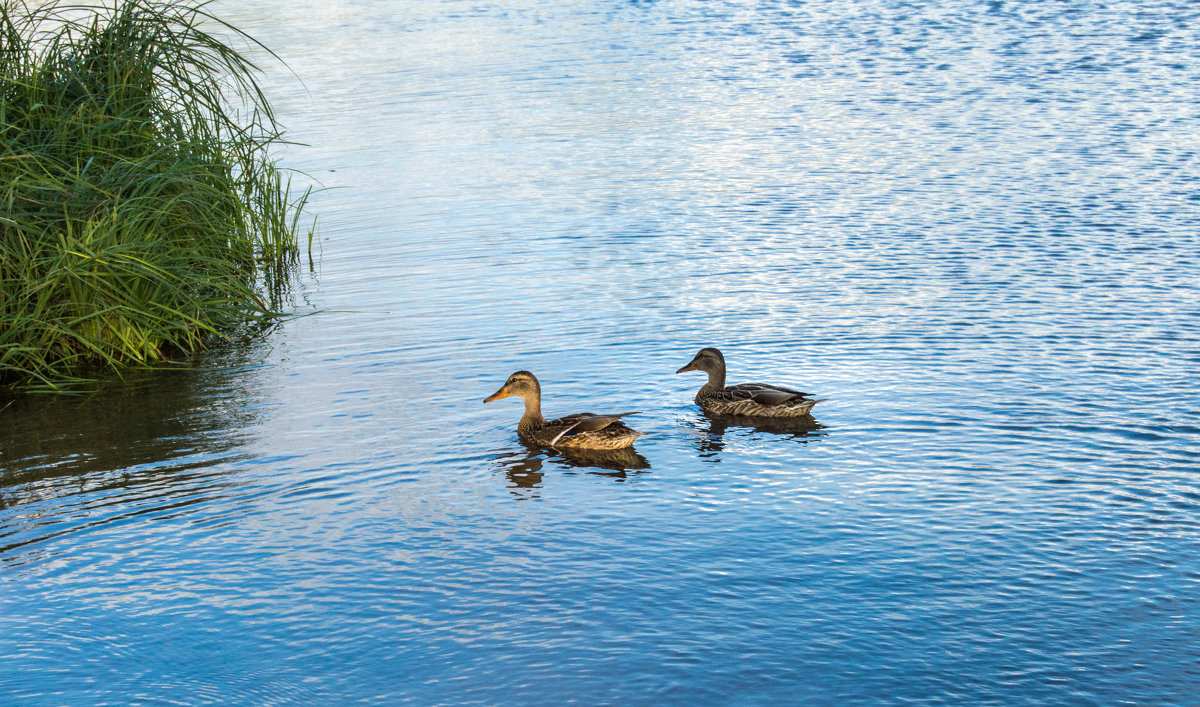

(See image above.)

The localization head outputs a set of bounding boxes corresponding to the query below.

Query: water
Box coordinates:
[4,0,1200,702]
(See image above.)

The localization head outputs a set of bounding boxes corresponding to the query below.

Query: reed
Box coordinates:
[1,0,313,392]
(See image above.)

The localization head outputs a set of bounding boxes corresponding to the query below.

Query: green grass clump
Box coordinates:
[1,0,313,393]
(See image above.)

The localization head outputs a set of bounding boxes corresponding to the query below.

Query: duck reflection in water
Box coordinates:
[491,443,650,497]
[691,412,826,463]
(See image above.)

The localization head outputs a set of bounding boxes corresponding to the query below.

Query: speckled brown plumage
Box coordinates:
[676,347,824,418]
[484,371,642,450]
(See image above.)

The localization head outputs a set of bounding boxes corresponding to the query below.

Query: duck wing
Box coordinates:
[720,383,812,406]
[543,412,641,446]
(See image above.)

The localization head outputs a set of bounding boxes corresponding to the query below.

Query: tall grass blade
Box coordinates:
[1,0,316,393]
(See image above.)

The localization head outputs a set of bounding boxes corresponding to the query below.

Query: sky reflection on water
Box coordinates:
[4,0,1200,703]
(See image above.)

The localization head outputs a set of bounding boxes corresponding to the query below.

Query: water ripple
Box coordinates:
[4,0,1200,703]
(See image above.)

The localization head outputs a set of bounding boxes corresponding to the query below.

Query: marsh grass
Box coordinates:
[1,0,313,392]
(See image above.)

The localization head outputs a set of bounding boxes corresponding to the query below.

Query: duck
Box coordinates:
[484,371,642,450]
[676,347,824,417]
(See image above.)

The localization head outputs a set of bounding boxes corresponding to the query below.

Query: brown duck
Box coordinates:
[484,371,642,450]
[676,347,824,417]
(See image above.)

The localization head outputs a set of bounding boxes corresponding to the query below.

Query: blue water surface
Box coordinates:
[3,0,1200,703]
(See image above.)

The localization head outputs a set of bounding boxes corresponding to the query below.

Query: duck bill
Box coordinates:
[483,386,511,403]
[676,360,698,374]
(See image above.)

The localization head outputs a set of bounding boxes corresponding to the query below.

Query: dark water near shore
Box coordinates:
[4,0,1200,703]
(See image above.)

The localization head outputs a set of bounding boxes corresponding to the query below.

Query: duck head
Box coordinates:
[484,370,541,403]
[676,347,725,375]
